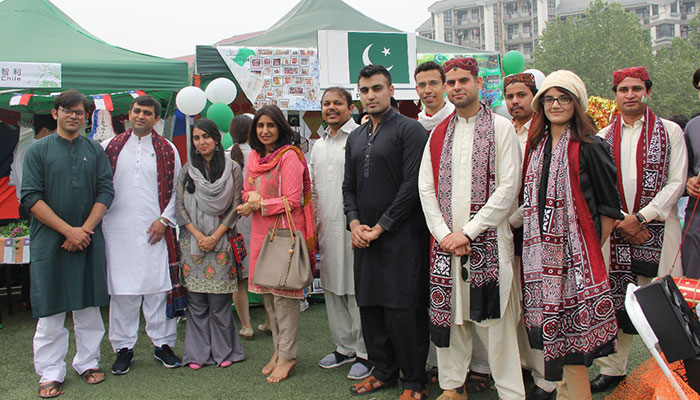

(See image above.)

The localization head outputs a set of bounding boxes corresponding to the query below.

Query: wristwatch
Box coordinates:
[634,212,647,225]
[461,228,472,243]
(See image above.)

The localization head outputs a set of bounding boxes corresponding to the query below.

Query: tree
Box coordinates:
[532,0,653,98]
[651,35,700,118]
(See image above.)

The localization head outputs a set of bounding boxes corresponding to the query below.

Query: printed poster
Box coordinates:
[217,46,321,111]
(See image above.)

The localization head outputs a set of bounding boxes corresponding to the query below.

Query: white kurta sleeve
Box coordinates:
[638,119,688,222]
[309,141,319,226]
[418,139,452,242]
[161,141,181,227]
[462,117,521,240]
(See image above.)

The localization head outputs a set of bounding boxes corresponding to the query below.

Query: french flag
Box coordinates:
[9,94,32,106]
[128,90,146,98]
[92,94,113,111]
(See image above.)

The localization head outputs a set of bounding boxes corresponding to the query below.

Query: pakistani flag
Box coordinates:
[347,32,410,84]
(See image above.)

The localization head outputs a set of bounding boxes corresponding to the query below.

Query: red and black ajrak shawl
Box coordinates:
[105,129,186,318]
[427,103,500,348]
[603,107,670,333]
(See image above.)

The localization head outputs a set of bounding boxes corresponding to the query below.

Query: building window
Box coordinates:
[657,23,674,38]
[671,2,678,14]
[472,9,480,22]
[523,22,532,37]
[444,11,452,26]
[523,43,533,55]
[445,29,453,43]
[507,44,520,52]
[651,4,659,16]
[681,24,690,38]
[457,10,468,25]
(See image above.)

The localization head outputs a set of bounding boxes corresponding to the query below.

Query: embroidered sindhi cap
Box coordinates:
[504,73,536,91]
[531,70,588,114]
[443,57,479,77]
[613,66,650,87]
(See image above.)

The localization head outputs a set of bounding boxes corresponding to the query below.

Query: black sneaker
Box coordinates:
[154,344,181,368]
[112,348,134,375]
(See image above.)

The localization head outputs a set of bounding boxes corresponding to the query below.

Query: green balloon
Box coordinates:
[206,103,234,132]
[221,132,233,149]
[502,51,525,76]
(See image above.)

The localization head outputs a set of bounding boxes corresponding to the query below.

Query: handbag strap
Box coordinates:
[281,197,298,236]
[268,196,297,241]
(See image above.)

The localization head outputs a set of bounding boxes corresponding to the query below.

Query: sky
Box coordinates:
[46,0,437,58]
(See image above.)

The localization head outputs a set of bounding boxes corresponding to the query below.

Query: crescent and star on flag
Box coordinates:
[362,44,394,71]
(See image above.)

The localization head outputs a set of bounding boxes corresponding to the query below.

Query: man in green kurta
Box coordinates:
[21,90,114,398]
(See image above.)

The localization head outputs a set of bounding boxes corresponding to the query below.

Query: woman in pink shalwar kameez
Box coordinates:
[237,105,316,384]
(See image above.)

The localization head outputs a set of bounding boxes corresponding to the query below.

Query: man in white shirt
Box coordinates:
[102,95,183,375]
[504,73,537,155]
[418,57,524,400]
[592,66,687,392]
[311,87,371,380]
[415,61,455,132]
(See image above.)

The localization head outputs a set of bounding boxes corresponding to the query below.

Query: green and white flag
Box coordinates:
[347,32,410,83]
[318,30,417,99]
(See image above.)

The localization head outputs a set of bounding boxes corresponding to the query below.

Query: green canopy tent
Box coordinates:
[195,0,495,77]
[0,0,189,115]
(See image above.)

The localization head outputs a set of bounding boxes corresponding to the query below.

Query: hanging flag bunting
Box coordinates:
[92,94,113,111]
[9,93,33,106]
[128,90,146,98]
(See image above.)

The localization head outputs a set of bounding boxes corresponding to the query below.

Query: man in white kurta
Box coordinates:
[311,87,370,380]
[101,96,182,375]
[504,73,558,400]
[591,67,687,392]
[418,58,525,400]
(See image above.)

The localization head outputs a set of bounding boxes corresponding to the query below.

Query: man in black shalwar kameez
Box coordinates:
[343,64,430,400]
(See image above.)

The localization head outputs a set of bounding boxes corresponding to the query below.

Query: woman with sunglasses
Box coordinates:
[514,70,623,399]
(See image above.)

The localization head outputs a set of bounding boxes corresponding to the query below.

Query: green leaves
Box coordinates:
[532,0,700,118]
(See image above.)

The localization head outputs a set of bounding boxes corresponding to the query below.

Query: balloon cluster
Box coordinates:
[175,78,239,149]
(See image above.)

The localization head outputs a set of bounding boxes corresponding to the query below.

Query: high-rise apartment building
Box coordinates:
[417,0,700,57]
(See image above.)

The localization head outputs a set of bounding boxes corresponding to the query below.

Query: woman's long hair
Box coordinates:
[528,87,597,149]
[248,105,293,156]
[185,118,226,193]
[229,114,252,168]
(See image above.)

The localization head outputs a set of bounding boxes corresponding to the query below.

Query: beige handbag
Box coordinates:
[253,197,313,290]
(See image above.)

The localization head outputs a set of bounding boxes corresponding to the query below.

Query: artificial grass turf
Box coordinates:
[0,301,648,399]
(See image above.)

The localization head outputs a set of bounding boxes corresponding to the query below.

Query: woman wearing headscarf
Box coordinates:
[514,70,623,399]
[177,118,246,369]
[237,105,317,383]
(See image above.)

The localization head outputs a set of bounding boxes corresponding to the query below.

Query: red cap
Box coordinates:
[444,57,479,77]
[613,66,650,87]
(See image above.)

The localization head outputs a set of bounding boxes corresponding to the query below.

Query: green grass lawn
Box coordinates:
[0,300,649,399]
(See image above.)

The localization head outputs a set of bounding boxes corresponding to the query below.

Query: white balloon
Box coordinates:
[523,69,546,90]
[492,104,511,119]
[205,78,238,105]
[176,86,207,115]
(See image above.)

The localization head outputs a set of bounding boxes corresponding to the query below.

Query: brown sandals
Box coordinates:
[350,375,396,396]
[38,381,62,398]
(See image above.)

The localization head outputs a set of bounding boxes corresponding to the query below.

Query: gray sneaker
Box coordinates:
[318,351,355,369]
[347,360,372,380]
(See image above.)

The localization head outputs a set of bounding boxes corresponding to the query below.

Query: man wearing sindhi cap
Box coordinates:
[418,57,524,400]
[592,66,687,392]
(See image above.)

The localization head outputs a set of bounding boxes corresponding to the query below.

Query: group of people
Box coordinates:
[19,57,698,400]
